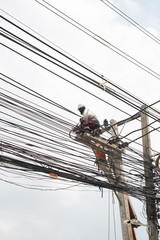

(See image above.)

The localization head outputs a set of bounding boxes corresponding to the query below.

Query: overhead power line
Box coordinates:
[1,14,160,120]
[2,26,160,128]
[1,27,159,145]
[1,37,159,134]
[100,0,160,45]
[34,0,160,81]
[1,6,160,222]
[1,73,160,202]
[1,12,160,155]
[2,72,160,157]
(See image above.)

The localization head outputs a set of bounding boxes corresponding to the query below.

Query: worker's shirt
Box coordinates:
[81,108,100,124]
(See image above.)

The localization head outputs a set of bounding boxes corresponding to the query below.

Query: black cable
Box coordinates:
[1,37,160,157]
[0,45,133,116]
[1,39,160,150]
[1,16,160,200]
[1,31,159,128]
[1,15,160,118]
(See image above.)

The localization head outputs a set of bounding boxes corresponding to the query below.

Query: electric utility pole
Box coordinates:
[110,119,134,240]
[75,107,159,239]
[141,105,158,240]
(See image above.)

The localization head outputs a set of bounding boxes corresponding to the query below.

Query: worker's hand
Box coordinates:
[73,125,79,132]
[80,118,85,123]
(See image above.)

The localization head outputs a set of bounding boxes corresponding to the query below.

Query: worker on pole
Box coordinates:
[77,104,100,134]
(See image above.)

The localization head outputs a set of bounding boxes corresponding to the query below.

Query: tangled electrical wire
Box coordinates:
[0,74,160,204]
[1,12,160,204]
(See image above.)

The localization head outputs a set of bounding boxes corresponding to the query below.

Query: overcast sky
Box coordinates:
[1,0,160,239]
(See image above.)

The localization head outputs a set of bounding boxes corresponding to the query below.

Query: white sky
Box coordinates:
[1,0,160,239]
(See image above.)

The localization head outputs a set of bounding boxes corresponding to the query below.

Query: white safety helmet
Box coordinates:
[77,104,85,110]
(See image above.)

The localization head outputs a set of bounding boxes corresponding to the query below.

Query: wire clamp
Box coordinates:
[98,78,108,91]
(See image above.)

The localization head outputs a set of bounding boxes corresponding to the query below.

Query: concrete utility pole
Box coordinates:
[110,119,134,240]
[141,105,158,240]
